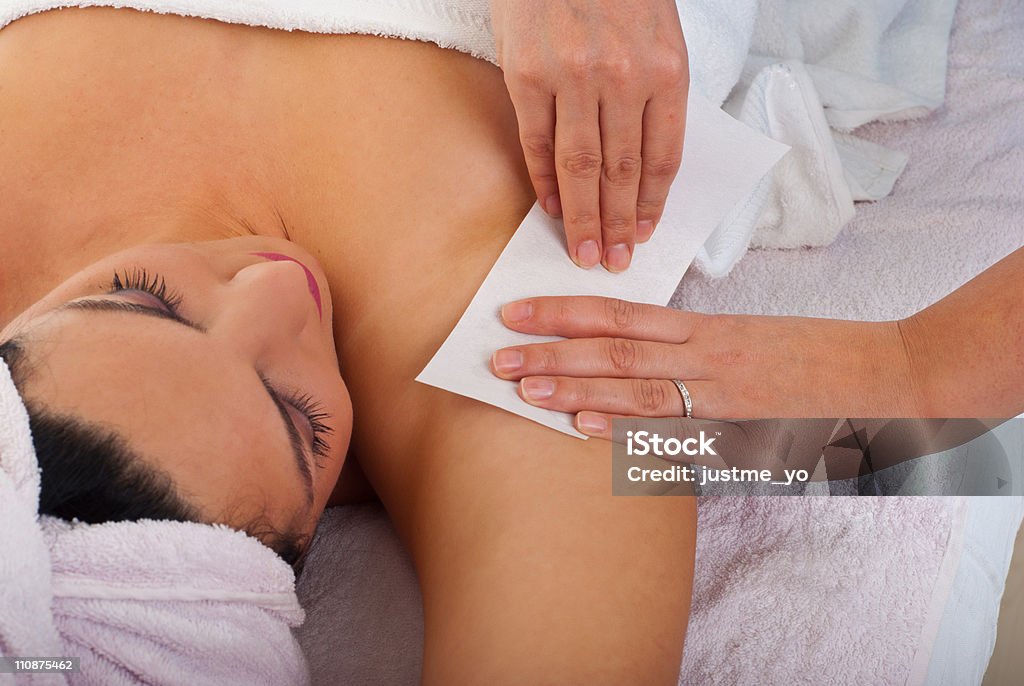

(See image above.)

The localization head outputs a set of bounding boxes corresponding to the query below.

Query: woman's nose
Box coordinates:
[210,259,320,357]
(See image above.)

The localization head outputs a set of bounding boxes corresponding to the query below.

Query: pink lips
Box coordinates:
[249,252,323,320]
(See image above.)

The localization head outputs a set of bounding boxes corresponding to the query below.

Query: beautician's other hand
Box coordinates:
[489,296,922,438]
[489,1,689,272]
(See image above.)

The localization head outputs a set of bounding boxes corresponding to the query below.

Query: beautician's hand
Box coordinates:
[489,296,921,438]
[489,1,689,272]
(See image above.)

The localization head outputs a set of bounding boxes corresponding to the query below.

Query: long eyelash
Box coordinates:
[109,268,183,312]
[285,391,334,468]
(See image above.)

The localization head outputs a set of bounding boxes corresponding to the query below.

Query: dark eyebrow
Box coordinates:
[57,298,316,507]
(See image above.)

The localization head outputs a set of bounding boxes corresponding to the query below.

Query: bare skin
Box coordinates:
[486,248,1024,436]
[0,9,694,683]
[490,0,689,270]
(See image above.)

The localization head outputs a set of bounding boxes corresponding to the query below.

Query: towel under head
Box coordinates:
[0,359,310,686]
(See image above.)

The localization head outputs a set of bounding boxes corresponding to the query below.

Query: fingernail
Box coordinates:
[544,194,562,218]
[521,377,555,401]
[637,220,655,242]
[576,240,601,268]
[604,243,632,272]
[577,412,609,434]
[501,300,533,323]
[492,349,524,373]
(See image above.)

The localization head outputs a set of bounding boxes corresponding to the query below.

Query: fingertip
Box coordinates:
[603,243,633,273]
[637,220,655,243]
[520,377,555,403]
[544,193,562,218]
[488,351,504,377]
[574,240,601,269]
[500,300,534,325]
[491,348,524,376]
[576,411,610,437]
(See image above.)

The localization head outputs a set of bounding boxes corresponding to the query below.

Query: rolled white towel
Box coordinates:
[0,360,309,686]
[686,0,955,275]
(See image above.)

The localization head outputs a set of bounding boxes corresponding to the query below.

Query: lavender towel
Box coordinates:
[0,361,310,686]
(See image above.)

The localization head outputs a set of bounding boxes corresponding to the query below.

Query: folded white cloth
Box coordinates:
[747,0,961,131]
[0,360,309,686]
[684,0,955,275]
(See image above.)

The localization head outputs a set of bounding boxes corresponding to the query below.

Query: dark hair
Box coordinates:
[0,338,308,570]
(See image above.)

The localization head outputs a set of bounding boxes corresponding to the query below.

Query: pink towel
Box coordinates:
[679,497,968,685]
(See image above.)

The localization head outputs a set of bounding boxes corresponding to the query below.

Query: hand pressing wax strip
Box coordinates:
[417,93,788,437]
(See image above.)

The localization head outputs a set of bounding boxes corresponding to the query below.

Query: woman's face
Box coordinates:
[0,237,351,538]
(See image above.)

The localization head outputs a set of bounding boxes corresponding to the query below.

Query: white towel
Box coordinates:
[0,0,496,59]
[0,365,62,686]
[747,0,961,131]
[682,0,956,275]
[0,0,741,102]
[0,360,310,686]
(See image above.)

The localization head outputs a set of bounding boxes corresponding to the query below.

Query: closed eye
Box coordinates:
[57,295,320,507]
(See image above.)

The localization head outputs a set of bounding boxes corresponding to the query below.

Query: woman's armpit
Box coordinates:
[379,395,696,684]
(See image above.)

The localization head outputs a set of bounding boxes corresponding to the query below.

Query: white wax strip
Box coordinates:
[417,94,789,437]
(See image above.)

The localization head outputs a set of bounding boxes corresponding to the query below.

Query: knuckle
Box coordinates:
[560,149,603,178]
[644,154,683,178]
[634,379,669,414]
[636,198,663,214]
[604,298,639,332]
[567,381,590,405]
[552,300,576,328]
[564,211,600,231]
[521,133,555,159]
[598,54,634,82]
[606,337,642,373]
[601,212,634,237]
[563,51,595,79]
[630,198,663,223]
[603,154,642,185]
[510,64,548,91]
[653,50,689,84]
[533,170,559,185]
[537,346,561,372]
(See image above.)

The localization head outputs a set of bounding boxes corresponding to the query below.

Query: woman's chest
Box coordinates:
[0,9,534,331]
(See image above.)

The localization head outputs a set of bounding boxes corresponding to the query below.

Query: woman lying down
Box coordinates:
[0,6,696,683]
[2,5,1023,686]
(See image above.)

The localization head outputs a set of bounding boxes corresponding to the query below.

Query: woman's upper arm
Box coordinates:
[365,388,696,684]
